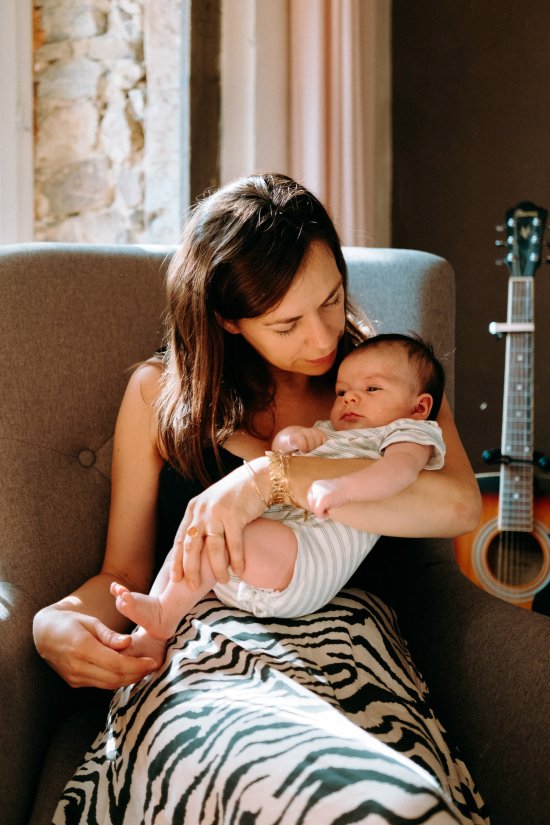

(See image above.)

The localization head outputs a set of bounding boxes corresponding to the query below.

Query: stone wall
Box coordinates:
[33,0,185,244]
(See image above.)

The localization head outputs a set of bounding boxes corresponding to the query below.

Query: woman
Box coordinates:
[34,173,486,824]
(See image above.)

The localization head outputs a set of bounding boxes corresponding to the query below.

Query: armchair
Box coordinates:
[1,243,548,825]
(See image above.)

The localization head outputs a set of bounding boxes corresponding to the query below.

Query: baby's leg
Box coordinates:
[240,517,298,591]
[111,553,215,644]
[112,518,297,660]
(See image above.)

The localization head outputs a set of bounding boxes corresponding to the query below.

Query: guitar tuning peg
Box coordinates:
[495,258,506,266]
[495,224,505,232]
[495,240,506,247]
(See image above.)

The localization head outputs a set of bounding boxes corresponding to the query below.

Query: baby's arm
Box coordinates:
[271,425,327,453]
[307,441,432,516]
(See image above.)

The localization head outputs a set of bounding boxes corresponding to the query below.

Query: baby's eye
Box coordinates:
[366,386,380,393]
[336,389,346,397]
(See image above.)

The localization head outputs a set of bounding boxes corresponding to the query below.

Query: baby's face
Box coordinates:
[329,346,424,430]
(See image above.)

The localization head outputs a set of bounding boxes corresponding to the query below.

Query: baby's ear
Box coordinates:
[411,393,433,420]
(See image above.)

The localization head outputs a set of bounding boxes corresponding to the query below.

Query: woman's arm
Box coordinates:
[33,364,164,689]
[176,396,480,586]
[289,396,481,537]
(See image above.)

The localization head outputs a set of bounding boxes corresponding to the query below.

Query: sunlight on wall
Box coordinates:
[33,0,186,244]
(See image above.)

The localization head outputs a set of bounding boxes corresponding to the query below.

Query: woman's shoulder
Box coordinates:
[126,360,163,405]
[117,360,165,458]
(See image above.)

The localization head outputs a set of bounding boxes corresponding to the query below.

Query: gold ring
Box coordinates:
[186,526,201,539]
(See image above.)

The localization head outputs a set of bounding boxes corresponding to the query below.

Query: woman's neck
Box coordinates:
[269,366,311,393]
[270,364,338,395]
[267,373,335,434]
[223,372,335,459]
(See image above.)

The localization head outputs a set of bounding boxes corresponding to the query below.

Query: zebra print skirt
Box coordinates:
[52,589,489,824]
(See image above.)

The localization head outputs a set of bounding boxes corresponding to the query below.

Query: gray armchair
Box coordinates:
[1,243,548,825]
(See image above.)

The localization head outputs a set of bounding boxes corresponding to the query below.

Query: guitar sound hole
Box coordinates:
[486,532,544,586]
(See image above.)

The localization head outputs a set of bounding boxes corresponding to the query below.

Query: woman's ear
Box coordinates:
[216,313,240,335]
[411,393,433,420]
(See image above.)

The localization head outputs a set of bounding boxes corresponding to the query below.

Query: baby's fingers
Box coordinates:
[305,429,327,451]
[305,491,329,517]
[306,480,340,517]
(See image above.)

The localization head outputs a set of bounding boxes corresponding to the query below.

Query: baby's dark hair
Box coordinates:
[351,333,446,420]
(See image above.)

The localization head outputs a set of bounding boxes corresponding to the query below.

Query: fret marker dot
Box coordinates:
[514,476,520,482]
[517,355,523,361]
[516,384,522,391]
[513,493,520,500]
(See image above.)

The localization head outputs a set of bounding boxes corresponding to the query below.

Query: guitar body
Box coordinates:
[454,473,550,614]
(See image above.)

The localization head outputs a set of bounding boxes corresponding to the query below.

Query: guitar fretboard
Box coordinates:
[499,276,534,531]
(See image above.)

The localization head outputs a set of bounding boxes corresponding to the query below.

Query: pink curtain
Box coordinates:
[288,0,386,247]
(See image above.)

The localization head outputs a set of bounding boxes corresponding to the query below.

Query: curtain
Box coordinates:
[288,0,391,247]
[220,0,391,247]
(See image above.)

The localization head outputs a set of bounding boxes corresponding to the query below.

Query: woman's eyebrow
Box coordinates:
[263,280,342,326]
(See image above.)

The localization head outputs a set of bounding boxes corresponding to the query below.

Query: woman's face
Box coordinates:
[222,241,346,377]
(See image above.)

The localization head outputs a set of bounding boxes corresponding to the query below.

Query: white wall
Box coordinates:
[0,0,33,243]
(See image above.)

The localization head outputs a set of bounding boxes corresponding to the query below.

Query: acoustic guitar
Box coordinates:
[454,202,550,614]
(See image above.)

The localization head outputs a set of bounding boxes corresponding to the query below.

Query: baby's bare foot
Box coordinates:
[110,582,171,640]
[124,627,167,668]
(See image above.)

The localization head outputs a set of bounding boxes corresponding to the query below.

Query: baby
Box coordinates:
[111,333,446,665]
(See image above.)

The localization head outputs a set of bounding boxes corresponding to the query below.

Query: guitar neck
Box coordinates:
[499,276,534,531]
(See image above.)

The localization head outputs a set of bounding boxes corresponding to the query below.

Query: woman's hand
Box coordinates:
[33,602,157,690]
[170,457,271,589]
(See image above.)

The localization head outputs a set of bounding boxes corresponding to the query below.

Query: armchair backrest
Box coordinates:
[344,247,455,404]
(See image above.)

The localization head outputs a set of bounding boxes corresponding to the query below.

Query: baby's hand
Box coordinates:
[271,425,327,454]
[306,478,354,516]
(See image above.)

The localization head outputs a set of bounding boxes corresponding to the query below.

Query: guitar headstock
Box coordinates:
[497,201,548,277]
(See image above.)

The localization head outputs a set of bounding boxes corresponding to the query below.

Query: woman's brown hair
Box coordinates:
[157,172,370,486]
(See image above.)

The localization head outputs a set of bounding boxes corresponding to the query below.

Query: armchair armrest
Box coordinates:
[0,581,62,824]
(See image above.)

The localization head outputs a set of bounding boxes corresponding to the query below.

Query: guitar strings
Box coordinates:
[499,275,534,588]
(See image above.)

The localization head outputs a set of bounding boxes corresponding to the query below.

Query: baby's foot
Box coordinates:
[110,582,171,640]
[123,626,167,669]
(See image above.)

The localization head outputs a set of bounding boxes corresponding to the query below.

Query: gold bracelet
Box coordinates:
[265,450,302,509]
[243,459,270,507]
